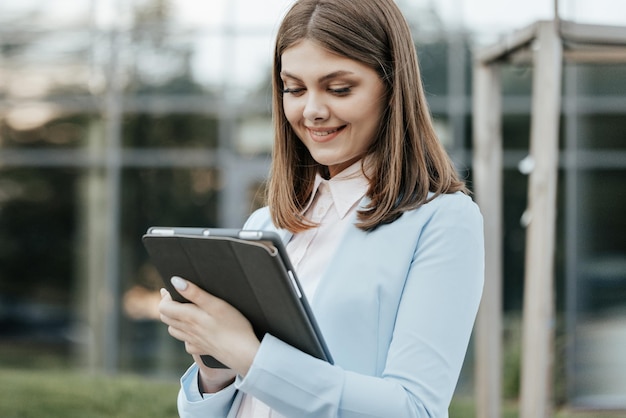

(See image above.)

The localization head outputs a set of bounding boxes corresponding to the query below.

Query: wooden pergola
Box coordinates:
[472,19,626,418]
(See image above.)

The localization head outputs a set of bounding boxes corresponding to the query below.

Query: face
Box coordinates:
[280,39,387,178]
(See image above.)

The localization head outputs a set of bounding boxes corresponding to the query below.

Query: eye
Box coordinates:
[329,86,351,96]
[282,87,305,96]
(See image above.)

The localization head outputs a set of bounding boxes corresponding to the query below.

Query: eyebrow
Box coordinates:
[280,70,355,83]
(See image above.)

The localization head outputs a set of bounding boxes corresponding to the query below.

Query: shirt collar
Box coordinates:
[301,159,371,219]
[327,160,371,219]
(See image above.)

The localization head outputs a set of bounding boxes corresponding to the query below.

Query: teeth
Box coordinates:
[311,128,339,136]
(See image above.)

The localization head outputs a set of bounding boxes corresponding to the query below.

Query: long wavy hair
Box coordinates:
[267,0,467,232]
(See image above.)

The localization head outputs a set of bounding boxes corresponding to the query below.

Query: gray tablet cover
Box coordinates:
[142,228,332,368]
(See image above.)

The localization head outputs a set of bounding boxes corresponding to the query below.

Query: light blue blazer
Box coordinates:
[177,192,484,418]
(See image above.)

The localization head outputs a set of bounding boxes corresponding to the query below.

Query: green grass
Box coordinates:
[1,368,625,418]
[449,397,626,418]
[450,397,518,418]
[0,368,179,418]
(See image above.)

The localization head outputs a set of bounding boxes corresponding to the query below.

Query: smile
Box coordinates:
[307,126,345,138]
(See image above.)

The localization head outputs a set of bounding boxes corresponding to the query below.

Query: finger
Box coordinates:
[170,276,226,309]
[159,301,200,334]
[159,300,218,349]
[167,324,194,343]
[169,325,210,356]
[185,341,205,356]
[158,293,183,321]
[159,299,202,330]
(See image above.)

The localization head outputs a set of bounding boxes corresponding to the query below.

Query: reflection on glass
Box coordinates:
[1,113,94,148]
[236,115,273,155]
[417,41,449,96]
[0,30,93,98]
[577,114,626,150]
[501,65,533,96]
[502,114,531,150]
[247,179,267,213]
[0,168,77,369]
[229,34,275,95]
[122,113,218,148]
[125,29,209,95]
[0,1,90,29]
[576,64,626,96]
[118,167,222,374]
[572,169,626,408]
[121,30,275,95]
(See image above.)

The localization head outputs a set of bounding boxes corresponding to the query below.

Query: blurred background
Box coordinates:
[0,0,624,414]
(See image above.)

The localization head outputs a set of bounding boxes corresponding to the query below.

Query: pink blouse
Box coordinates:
[236,160,370,418]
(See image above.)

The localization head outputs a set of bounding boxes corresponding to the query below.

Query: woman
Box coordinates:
[158,0,484,417]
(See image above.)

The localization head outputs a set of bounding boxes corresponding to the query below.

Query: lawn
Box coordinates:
[449,397,626,418]
[1,368,625,418]
[0,368,179,418]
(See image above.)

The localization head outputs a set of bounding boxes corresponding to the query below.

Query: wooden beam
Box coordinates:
[472,61,503,418]
[476,20,626,66]
[519,20,563,418]
[563,46,626,64]
[507,46,626,65]
[475,22,538,65]
[560,20,626,46]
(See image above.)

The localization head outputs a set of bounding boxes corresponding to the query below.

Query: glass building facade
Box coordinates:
[0,0,625,409]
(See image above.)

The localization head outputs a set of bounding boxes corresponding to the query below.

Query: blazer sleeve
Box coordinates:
[235,194,485,417]
[176,364,240,418]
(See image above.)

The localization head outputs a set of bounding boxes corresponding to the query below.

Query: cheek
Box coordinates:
[354,102,383,130]
[282,99,301,127]
[357,104,385,145]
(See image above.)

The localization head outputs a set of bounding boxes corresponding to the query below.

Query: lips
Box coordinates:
[306,126,346,142]
[311,128,340,136]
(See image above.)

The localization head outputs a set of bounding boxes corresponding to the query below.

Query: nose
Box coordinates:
[302,93,329,122]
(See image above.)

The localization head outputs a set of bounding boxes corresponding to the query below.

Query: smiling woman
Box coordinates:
[280,40,387,177]
[157,1,484,417]
[0,0,623,414]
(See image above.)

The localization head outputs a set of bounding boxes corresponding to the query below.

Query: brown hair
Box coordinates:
[267,0,467,232]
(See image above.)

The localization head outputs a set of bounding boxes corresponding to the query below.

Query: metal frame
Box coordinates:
[472,19,626,418]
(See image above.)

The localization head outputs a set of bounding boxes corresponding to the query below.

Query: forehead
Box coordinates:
[280,39,368,76]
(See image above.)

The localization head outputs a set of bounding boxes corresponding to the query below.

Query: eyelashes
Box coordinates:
[282,87,352,96]
[330,87,351,95]
[282,88,305,95]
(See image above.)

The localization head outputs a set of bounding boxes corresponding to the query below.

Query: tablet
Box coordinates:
[142,227,333,368]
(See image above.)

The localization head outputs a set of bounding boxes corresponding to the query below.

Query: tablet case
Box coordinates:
[142,227,333,368]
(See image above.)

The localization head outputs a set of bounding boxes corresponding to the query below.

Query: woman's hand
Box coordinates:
[158,276,261,384]
[190,354,237,393]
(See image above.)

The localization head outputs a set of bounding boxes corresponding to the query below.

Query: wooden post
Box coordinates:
[75,121,109,372]
[519,20,563,418]
[472,61,503,418]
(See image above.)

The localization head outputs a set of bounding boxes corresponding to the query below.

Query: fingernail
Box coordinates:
[160,288,168,297]
[171,276,188,291]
